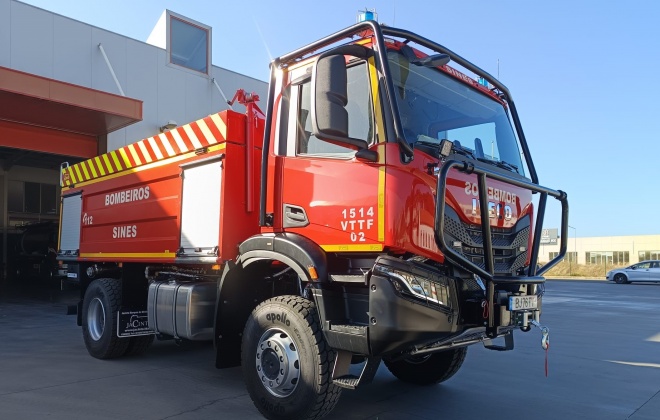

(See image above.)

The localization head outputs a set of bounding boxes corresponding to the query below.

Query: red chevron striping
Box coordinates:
[148,136,166,160]
[136,140,154,163]
[203,115,224,143]
[177,126,196,151]
[86,159,100,178]
[161,131,178,154]
[190,122,209,146]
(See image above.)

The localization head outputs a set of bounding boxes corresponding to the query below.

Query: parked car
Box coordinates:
[606,260,660,284]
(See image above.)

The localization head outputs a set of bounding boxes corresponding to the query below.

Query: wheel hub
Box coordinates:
[87,297,106,341]
[255,329,300,397]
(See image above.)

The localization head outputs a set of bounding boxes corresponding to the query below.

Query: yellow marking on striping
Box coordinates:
[127,144,142,166]
[74,165,84,182]
[368,56,386,148]
[79,252,177,259]
[137,140,152,163]
[197,119,216,144]
[103,154,115,174]
[321,244,384,252]
[368,57,386,243]
[210,113,227,139]
[68,168,77,184]
[118,148,133,168]
[94,157,105,176]
[86,160,98,178]
[62,143,227,189]
[378,166,385,242]
[147,137,164,160]
[170,129,188,153]
[110,151,122,171]
[184,124,203,149]
[158,133,177,156]
[80,162,90,180]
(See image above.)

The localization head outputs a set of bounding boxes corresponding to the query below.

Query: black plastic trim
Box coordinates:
[238,233,328,282]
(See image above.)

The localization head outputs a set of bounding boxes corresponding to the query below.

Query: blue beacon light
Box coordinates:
[357,9,377,22]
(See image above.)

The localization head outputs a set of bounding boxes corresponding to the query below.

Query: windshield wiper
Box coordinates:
[476,157,519,174]
[451,141,476,159]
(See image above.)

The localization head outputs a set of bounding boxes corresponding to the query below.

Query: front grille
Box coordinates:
[442,206,530,275]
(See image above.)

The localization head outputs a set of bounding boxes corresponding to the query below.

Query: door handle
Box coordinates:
[283,204,309,228]
[286,210,306,221]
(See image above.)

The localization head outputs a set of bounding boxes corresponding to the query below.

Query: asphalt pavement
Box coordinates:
[1,279,659,420]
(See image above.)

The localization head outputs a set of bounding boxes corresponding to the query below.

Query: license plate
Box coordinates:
[509,295,538,311]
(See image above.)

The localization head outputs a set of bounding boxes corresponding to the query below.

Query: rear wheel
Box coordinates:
[82,278,130,359]
[384,347,467,385]
[614,273,628,284]
[242,296,342,420]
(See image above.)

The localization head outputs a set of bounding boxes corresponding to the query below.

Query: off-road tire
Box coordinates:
[125,335,155,356]
[384,347,467,385]
[82,278,130,359]
[614,274,628,284]
[242,295,342,420]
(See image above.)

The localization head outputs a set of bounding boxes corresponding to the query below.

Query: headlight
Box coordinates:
[374,265,451,309]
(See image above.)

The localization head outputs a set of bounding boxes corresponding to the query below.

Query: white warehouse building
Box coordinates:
[0,0,267,285]
[539,234,660,266]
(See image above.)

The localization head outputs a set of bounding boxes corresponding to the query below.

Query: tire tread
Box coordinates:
[245,295,342,420]
[82,278,129,359]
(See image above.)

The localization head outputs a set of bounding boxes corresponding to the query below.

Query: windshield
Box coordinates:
[387,51,525,175]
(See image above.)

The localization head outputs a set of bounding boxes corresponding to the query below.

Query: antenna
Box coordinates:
[393,1,396,26]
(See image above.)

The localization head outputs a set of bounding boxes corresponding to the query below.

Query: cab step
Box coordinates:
[332,350,381,390]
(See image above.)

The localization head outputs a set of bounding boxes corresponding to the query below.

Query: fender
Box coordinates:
[214,233,328,368]
[238,232,328,282]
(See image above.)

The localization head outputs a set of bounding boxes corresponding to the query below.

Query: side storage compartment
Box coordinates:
[147,281,217,341]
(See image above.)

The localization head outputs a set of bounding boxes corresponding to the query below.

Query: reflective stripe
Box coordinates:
[59,112,229,186]
[137,141,152,163]
[127,143,143,165]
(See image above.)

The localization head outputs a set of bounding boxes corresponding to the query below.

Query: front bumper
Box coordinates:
[367,256,542,356]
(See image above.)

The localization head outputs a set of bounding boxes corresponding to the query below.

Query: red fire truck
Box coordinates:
[58,20,567,420]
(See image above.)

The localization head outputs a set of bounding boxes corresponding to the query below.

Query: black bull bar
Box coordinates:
[434,160,568,329]
[435,160,569,281]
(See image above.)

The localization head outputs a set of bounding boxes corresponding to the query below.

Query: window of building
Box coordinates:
[8,181,59,215]
[296,61,373,156]
[550,251,577,262]
[638,251,660,261]
[585,251,629,265]
[168,12,211,75]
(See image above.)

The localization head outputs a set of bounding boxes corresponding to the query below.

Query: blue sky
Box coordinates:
[19,0,660,238]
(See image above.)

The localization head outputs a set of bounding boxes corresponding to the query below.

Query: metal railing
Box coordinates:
[434,159,569,283]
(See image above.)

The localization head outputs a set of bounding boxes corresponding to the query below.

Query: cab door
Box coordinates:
[278,58,385,252]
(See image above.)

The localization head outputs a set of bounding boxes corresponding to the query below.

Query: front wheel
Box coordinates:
[242,296,342,420]
[82,278,130,359]
[614,273,628,284]
[384,347,467,385]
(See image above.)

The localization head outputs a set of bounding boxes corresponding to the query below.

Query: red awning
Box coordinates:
[0,66,142,158]
[0,66,142,136]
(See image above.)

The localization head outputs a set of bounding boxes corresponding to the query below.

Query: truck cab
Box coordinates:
[218,21,567,419]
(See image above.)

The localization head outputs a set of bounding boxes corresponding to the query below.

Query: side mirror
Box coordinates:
[311,45,371,151]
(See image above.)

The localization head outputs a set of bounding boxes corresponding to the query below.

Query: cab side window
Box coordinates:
[296,61,373,156]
